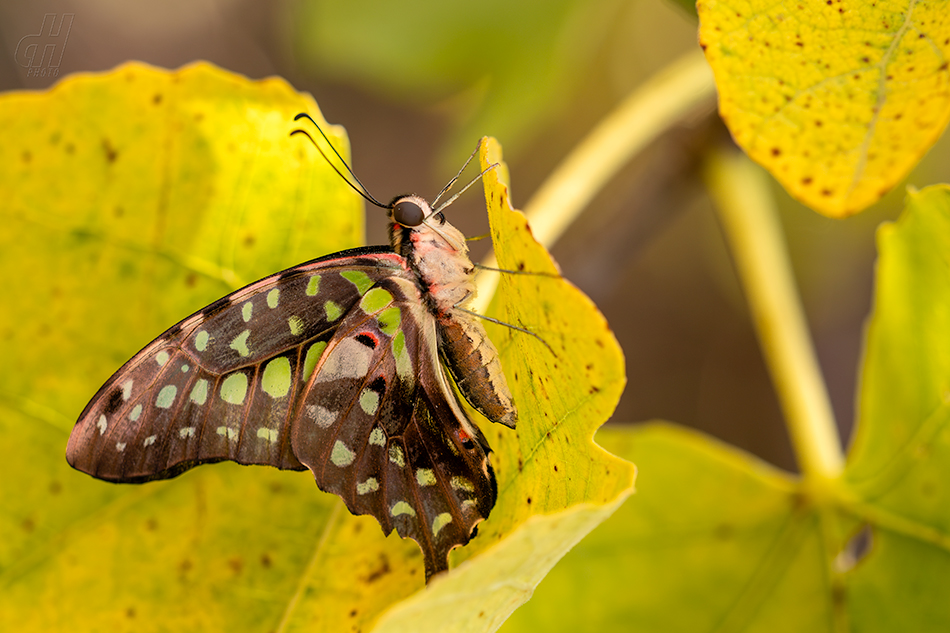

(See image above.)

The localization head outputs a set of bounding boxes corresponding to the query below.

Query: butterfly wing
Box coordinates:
[66,248,409,482]
[290,274,497,581]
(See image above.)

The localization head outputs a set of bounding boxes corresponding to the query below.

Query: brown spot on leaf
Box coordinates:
[802,177,813,185]
[21,518,35,533]
[153,93,163,104]
[228,557,243,574]
[49,481,62,495]
[366,555,391,583]
[261,553,273,568]
[145,518,158,531]
[771,147,781,156]
[102,138,118,163]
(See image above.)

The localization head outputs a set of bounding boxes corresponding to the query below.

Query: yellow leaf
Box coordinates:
[1,64,633,632]
[698,0,950,217]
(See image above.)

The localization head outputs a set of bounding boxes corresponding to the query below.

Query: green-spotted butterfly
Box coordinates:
[66,114,517,581]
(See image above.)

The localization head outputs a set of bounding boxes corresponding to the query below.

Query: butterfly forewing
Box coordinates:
[290,275,496,579]
[66,249,408,481]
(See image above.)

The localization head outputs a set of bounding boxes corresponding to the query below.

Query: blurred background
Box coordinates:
[3,0,947,473]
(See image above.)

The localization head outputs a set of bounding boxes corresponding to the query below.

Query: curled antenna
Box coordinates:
[291,113,389,209]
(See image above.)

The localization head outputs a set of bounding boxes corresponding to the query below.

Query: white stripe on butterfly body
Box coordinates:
[67,150,518,582]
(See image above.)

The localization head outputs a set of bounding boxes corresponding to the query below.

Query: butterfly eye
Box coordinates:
[393,200,424,227]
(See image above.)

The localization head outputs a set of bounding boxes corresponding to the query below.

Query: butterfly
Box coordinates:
[66,114,517,582]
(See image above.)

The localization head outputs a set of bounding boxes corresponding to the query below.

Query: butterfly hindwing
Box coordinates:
[291,275,496,579]
[66,249,409,481]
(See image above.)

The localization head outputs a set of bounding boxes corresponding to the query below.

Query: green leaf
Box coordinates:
[0,64,633,631]
[501,424,840,632]
[698,0,950,217]
[499,185,950,631]
[843,184,950,631]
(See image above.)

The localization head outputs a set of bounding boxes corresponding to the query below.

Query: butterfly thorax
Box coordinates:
[388,194,477,316]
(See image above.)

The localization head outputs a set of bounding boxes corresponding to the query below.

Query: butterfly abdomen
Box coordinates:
[438,315,517,429]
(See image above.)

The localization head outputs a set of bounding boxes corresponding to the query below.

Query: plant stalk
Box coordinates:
[704,148,844,482]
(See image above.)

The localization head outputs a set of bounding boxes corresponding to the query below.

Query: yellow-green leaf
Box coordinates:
[0,61,360,632]
[698,0,950,217]
[0,64,633,632]
[501,186,950,632]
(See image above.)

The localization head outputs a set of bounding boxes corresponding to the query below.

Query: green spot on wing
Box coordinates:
[306,274,321,296]
[325,300,342,322]
[341,270,375,295]
[377,306,401,336]
[432,512,453,536]
[267,288,280,308]
[359,388,380,415]
[303,341,327,383]
[195,330,209,352]
[288,315,304,336]
[242,301,253,322]
[220,373,248,405]
[331,440,355,467]
[392,330,411,379]
[390,501,415,517]
[155,384,177,409]
[262,357,292,398]
[229,329,251,357]
[360,287,394,314]
[356,478,379,495]
[190,379,209,405]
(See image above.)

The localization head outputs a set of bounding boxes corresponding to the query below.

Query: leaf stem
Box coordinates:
[473,50,716,312]
[704,148,844,482]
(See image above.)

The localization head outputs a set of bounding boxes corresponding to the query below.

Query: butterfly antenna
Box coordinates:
[291,113,389,209]
[431,139,483,207]
[430,162,500,220]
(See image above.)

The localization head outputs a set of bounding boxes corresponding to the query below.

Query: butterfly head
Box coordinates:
[388,194,467,257]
